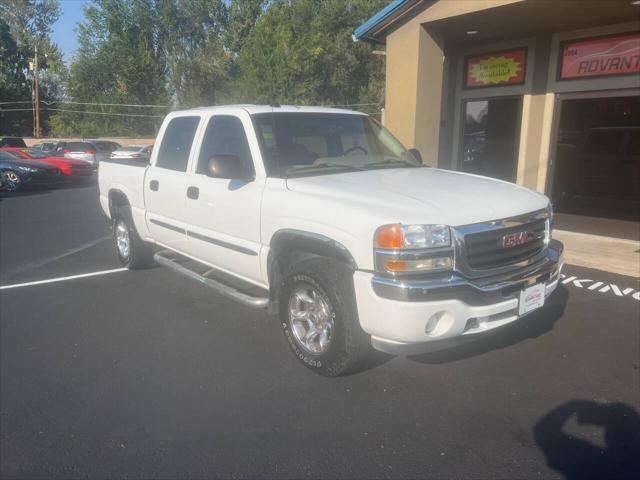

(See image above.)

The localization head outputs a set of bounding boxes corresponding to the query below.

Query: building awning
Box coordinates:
[352,0,422,43]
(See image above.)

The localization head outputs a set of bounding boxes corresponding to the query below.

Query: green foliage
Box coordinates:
[233,0,387,115]
[47,0,387,137]
[0,0,62,136]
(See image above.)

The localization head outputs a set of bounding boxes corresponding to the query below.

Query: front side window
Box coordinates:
[252,113,420,177]
[196,115,254,176]
[156,116,200,172]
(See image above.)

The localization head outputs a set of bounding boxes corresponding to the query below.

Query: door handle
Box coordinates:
[149,180,159,191]
[186,186,199,200]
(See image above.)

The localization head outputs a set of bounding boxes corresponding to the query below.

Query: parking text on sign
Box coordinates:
[559,274,640,301]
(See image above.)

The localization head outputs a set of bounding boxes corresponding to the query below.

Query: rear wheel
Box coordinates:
[3,170,21,192]
[112,206,153,269]
[279,257,370,376]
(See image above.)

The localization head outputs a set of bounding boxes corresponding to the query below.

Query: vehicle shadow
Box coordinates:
[408,285,569,365]
[0,186,53,198]
[534,400,640,479]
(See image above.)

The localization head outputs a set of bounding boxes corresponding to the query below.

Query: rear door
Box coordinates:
[182,113,265,285]
[144,115,202,251]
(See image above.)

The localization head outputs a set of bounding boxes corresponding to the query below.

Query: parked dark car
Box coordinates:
[0,137,27,148]
[0,150,62,192]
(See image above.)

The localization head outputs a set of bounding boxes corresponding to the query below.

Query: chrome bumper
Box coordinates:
[371,239,563,303]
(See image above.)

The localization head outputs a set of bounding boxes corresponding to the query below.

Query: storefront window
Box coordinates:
[461,98,521,182]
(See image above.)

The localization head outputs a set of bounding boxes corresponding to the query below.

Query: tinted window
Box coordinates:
[157,116,200,172]
[583,130,624,155]
[1,137,26,148]
[66,142,93,151]
[0,151,18,160]
[197,116,253,175]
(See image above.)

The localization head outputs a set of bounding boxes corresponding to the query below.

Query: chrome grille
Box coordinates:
[464,219,546,269]
[453,209,549,278]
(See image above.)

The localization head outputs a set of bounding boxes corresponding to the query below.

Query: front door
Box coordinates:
[183,114,265,285]
[460,98,522,182]
[145,115,201,251]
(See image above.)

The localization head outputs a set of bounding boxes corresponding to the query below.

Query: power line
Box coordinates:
[0,100,168,108]
[45,108,164,118]
[0,107,163,118]
[44,100,169,108]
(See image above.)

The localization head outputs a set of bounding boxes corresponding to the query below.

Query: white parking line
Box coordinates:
[0,268,127,291]
[2,235,112,278]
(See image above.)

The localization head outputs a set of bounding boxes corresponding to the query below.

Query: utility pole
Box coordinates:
[33,44,41,138]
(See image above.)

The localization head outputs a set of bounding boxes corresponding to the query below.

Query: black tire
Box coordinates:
[112,206,153,269]
[278,257,370,376]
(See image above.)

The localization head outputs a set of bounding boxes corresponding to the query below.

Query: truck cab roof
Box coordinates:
[173,105,366,116]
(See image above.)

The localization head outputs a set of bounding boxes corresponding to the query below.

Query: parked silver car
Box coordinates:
[56,140,121,167]
[110,145,153,162]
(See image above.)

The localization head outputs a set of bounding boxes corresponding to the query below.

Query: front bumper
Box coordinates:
[354,240,563,354]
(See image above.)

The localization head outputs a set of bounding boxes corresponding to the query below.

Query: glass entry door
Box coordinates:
[460,97,522,182]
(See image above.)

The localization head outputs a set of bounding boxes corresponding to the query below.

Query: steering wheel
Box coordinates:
[343,146,368,156]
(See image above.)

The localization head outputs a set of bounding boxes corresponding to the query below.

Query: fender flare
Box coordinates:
[267,229,358,302]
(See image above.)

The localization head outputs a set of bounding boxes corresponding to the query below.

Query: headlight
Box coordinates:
[374,224,453,274]
[17,166,38,173]
[375,224,451,249]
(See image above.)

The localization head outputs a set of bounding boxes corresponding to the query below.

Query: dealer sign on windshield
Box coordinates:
[502,231,533,248]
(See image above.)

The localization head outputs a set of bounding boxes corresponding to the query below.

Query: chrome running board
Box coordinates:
[153,250,269,309]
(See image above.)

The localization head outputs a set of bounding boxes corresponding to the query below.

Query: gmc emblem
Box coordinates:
[501,231,533,248]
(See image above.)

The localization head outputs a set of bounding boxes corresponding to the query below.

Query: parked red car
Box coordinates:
[0,147,94,181]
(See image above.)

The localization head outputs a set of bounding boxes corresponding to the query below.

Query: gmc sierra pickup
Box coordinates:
[99,105,564,376]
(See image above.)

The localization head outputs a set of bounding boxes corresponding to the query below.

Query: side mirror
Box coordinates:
[207,155,253,180]
[408,148,422,164]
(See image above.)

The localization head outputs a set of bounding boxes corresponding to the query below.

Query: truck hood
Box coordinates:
[285,167,549,226]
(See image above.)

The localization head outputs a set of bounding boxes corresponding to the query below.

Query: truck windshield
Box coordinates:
[252,112,422,177]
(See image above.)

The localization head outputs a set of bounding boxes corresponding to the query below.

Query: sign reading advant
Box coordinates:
[560,32,640,80]
[465,48,527,88]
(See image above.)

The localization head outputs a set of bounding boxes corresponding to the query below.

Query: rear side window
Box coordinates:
[66,142,93,151]
[196,116,254,175]
[1,137,26,148]
[156,116,200,172]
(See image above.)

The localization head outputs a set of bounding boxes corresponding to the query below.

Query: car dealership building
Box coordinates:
[355,0,639,232]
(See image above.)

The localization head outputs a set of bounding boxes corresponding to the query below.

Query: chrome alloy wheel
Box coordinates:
[288,285,334,354]
[4,171,21,191]
[115,220,131,260]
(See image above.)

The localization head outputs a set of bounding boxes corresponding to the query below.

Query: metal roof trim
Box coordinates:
[352,0,416,43]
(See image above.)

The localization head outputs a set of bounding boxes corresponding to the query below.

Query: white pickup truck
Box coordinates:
[99,105,563,376]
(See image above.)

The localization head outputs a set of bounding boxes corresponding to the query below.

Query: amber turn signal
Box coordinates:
[375,225,404,249]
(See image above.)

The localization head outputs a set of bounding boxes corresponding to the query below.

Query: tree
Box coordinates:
[0,0,62,136]
[49,0,168,136]
[233,0,387,115]
[158,0,231,107]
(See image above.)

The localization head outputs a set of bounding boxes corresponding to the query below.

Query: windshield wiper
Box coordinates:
[362,158,422,170]
[286,162,364,174]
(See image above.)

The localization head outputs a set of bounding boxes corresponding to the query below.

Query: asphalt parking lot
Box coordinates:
[1,184,639,479]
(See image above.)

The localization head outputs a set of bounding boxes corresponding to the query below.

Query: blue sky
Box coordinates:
[52,0,88,62]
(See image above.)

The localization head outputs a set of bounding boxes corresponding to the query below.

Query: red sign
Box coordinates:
[465,49,527,88]
[560,33,640,80]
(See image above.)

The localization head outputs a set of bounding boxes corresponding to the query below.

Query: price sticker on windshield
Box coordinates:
[519,283,545,315]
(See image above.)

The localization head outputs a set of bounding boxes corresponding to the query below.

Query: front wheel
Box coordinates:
[279,257,370,376]
[3,170,21,192]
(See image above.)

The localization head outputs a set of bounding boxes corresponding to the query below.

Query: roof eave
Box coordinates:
[352,0,419,43]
